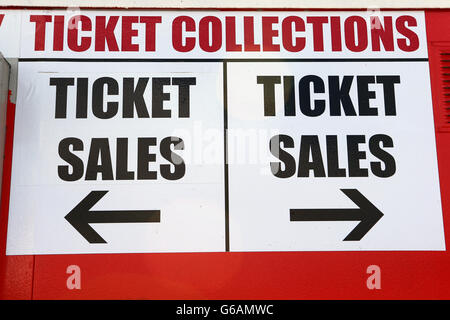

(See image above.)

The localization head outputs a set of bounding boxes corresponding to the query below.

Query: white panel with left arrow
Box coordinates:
[6,61,226,254]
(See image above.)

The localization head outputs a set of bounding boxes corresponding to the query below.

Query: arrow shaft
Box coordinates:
[289,189,384,241]
[290,208,363,221]
[87,210,160,224]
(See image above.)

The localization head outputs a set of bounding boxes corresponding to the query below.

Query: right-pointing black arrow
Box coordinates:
[290,189,384,241]
[65,191,161,244]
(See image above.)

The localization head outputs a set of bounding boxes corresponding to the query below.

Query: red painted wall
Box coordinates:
[1,9,450,300]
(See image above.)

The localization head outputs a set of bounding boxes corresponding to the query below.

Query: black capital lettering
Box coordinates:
[160,136,185,180]
[58,137,84,181]
[369,134,396,177]
[329,76,357,116]
[86,138,114,180]
[298,135,326,177]
[347,135,369,177]
[92,77,119,119]
[116,138,134,180]
[299,75,326,117]
[172,77,196,118]
[357,76,377,116]
[50,78,74,119]
[123,77,150,118]
[269,134,296,178]
[152,78,171,118]
[257,76,281,116]
[376,75,400,116]
[137,137,157,179]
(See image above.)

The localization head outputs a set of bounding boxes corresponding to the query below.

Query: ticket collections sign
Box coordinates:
[2,10,445,254]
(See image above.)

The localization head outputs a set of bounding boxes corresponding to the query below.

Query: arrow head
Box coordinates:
[65,191,109,244]
[290,189,384,241]
[340,189,384,241]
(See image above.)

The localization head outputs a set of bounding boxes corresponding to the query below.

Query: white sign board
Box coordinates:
[227,61,443,251]
[7,61,226,254]
[3,10,445,254]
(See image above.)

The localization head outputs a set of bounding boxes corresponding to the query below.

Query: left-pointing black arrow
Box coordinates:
[65,191,161,244]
